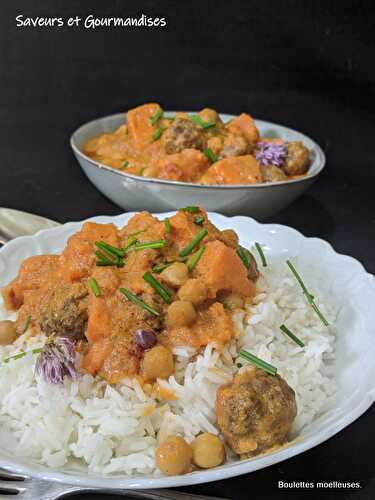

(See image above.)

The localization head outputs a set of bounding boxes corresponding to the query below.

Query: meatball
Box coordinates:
[219,133,250,159]
[260,165,288,183]
[216,366,297,457]
[39,282,88,340]
[163,118,206,154]
[283,141,310,176]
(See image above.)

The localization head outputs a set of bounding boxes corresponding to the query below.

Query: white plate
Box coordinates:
[0,213,374,489]
[71,113,326,219]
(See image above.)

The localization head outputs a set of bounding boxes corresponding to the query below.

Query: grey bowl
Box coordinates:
[70,112,325,220]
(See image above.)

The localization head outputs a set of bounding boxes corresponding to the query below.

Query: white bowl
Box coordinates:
[0,212,373,490]
[70,113,326,220]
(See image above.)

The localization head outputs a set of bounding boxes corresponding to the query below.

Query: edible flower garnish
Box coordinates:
[255,142,287,167]
[280,324,305,348]
[35,336,79,384]
[254,242,267,267]
[239,349,277,376]
[286,259,329,326]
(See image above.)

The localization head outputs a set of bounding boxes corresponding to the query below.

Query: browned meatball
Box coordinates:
[260,165,288,183]
[163,118,206,154]
[283,141,310,176]
[219,133,250,159]
[39,282,88,340]
[216,366,297,457]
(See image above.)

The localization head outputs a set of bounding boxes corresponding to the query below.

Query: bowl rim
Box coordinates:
[70,112,326,190]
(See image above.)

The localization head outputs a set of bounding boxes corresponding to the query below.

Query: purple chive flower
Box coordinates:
[255,142,287,167]
[35,336,79,384]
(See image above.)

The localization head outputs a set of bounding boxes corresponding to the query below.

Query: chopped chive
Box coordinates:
[239,349,277,376]
[95,241,125,258]
[280,324,305,348]
[152,126,166,142]
[23,315,31,333]
[119,288,159,316]
[89,277,101,297]
[254,242,267,267]
[179,229,208,258]
[120,161,129,169]
[236,363,243,368]
[164,218,171,238]
[4,347,43,364]
[123,236,138,252]
[203,147,218,164]
[164,116,175,121]
[96,260,115,267]
[131,240,166,252]
[95,250,123,267]
[237,245,251,268]
[143,272,172,303]
[150,108,164,125]
[190,114,216,129]
[179,206,200,213]
[128,229,147,238]
[152,261,173,274]
[194,215,204,225]
[138,168,145,176]
[187,245,205,272]
[286,260,329,326]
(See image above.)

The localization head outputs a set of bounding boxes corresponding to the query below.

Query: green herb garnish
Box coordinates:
[237,246,251,269]
[239,349,277,376]
[152,262,173,274]
[179,206,200,213]
[286,260,329,326]
[150,108,164,125]
[123,235,138,252]
[236,363,243,368]
[152,126,166,142]
[131,240,166,252]
[187,245,205,272]
[4,347,43,364]
[165,218,171,239]
[95,241,125,258]
[138,168,145,176]
[280,324,305,348]
[23,315,31,334]
[143,272,172,303]
[120,161,129,169]
[203,147,218,164]
[254,242,267,267]
[89,277,101,297]
[119,288,159,316]
[95,250,123,267]
[190,114,216,129]
[194,215,204,225]
[179,229,208,258]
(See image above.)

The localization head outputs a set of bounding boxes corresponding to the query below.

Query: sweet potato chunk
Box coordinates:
[227,113,260,144]
[157,149,209,182]
[127,103,161,149]
[196,241,255,298]
[201,155,262,185]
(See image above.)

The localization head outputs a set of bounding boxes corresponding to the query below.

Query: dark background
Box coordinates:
[1,1,374,499]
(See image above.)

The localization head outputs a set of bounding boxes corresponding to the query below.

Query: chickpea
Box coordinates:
[166,300,196,328]
[0,320,18,346]
[160,262,189,287]
[142,345,174,381]
[191,433,226,469]
[222,293,244,310]
[221,229,239,249]
[155,435,193,475]
[178,279,207,305]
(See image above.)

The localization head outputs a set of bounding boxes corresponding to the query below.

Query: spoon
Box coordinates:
[0,208,59,245]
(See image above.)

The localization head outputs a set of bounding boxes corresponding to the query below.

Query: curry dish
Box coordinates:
[83,103,311,185]
[0,208,297,474]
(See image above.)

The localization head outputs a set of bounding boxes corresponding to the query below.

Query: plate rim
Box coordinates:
[0,212,374,489]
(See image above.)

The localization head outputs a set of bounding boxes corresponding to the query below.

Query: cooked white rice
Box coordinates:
[0,258,337,475]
